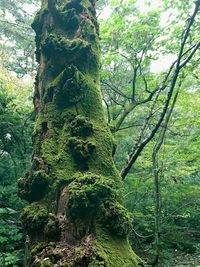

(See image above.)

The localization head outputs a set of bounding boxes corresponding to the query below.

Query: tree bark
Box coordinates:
[18,0,139,266]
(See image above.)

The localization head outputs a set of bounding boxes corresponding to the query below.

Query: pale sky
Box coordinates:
[136,0,162,11]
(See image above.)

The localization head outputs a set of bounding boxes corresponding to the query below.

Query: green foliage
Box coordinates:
[0,0,38,77]
[0,208,23,266]
[116,89,200,262]
[0,65,33,265]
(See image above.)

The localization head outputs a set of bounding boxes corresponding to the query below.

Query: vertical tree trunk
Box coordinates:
[152,155,161,267]
[18,0,139,266]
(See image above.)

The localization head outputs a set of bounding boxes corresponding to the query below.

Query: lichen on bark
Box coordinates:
[18,0,140,266]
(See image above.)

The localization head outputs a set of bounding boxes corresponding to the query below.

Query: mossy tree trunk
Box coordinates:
[18,0,139,266]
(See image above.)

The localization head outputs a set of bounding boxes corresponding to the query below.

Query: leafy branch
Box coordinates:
[120,1,200,179]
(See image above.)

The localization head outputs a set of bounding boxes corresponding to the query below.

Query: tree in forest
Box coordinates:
[18,0,140,266]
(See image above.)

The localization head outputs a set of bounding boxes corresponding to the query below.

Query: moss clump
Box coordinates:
[93,228,139,267]
[18,170,50,202]
[64,0,84,13]
[60,72,88,106]
[60,8,80,32]
[57,173,130,238]
[70,115,93,136]
[103,202,132,237]
[22,203,49,235]
[40,258,53,267]
[44,213,61,241]
[67,174,115,219]
[41,34,91,60]
[69,137,95,162]
[45,65,89,108]
[31,242,48,256]
[81,19,97,42]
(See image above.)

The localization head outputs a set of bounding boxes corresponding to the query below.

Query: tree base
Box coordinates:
[30,229,139,267]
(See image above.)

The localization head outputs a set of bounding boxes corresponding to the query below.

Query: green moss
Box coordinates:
[45,65,89,108]
[78,75,104,121]
[87,125,119,179]
[81,19,97,42]
[31,242,48,256]
[44,213,61,241]
[70,115,93,136]
[39,111,77,179]
[18,170,50,202]
[31,7,48,34]
[68,137,96,164]
[22,203,49,235]
[67,174,115,219]
[60,8,80,32]
[92,228,140,267]
[55,172,130,237]
[25,0,139,264]
[102,201,132,237]
[41,33,91,61]
[64,0,84,13]
[59,72,88,106]
[40,258,53,267]
[31,7,48,62]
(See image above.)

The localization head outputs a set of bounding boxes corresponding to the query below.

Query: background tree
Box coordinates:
[0,0,38,77]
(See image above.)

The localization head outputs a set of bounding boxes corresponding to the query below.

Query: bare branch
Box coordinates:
[131,67,138,102]
[180,41,200,69]
[101,80,131,99]
[112,103,137,132]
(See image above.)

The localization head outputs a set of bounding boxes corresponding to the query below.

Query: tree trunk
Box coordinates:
[18,0,139,266]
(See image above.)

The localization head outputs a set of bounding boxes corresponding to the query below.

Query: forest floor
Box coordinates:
[169,250,200,267]
[139,247,200,267]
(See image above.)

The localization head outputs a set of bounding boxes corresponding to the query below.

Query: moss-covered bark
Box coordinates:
[18,0,140,266]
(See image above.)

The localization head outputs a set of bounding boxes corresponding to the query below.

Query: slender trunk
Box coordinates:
[151,88,180,266]
[2,254,6,267]
[18,0,139,266]
[152,155,161,267]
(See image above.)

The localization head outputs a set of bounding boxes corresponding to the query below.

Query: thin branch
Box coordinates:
[131,67,138,102]
[112,103,137,132]
[101,80,131,99]
[112,87,158,133]
[179,41,200,69]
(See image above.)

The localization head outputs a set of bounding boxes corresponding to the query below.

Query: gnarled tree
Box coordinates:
[18,0,139,266]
